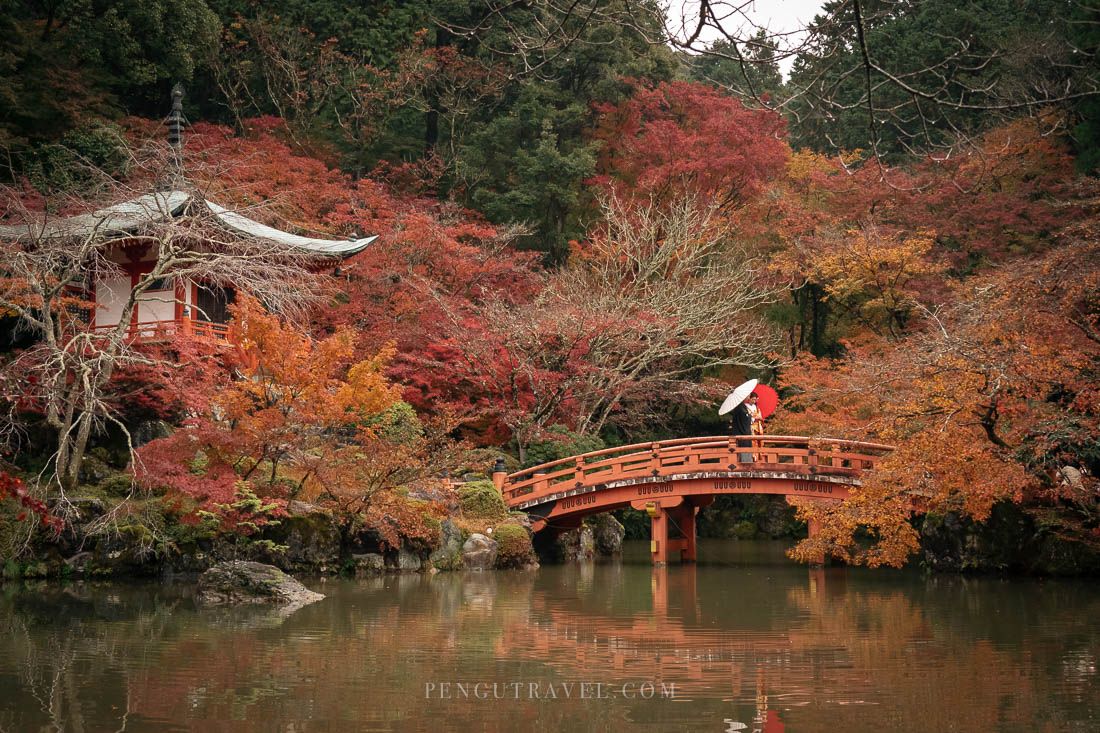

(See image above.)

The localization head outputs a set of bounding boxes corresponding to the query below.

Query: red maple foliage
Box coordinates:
[0,471,62,534]
[590,80,789,205]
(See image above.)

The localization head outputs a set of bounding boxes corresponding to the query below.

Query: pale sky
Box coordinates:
[670,0,828,76]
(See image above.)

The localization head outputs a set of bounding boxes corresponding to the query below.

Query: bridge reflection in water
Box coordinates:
[496,436,893,564]
[1,544,1090,732]
[497,561,815,731]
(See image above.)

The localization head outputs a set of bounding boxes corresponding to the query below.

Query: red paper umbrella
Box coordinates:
[753,384,779,419]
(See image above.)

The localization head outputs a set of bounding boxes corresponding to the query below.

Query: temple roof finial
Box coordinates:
[163,83,186,190]
[168,83,184,151]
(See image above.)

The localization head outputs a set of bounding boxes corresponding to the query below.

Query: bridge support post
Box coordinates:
[640,499,699,565]
[647,504,670,565]
[668,504,697,563]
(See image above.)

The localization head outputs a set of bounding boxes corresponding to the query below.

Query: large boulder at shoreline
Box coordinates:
[393,545,422,573]
[920,502,1100,575]
[196,561,324,608]
[556,525,595,562]
[430,519,465,571]
[352,553,385,576]
[462,533,498,571]
[263,503,342,572]
[492,525,539,570]
[591,514,626,555]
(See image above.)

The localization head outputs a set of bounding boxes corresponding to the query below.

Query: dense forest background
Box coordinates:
[1,0,1098,569]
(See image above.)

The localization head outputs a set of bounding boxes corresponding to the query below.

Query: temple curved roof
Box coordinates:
[0,190,376,257]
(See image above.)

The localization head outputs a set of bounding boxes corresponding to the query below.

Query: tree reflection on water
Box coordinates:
[0,549,1097,732]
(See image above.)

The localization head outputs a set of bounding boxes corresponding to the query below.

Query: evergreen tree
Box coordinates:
[689,30,783,102]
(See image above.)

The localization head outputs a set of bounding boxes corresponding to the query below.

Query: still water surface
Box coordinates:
[0,540,1097,732]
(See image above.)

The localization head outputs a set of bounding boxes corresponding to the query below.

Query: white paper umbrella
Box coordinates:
[718,379,759,415]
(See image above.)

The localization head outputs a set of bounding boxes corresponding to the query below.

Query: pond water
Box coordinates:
[0,540,1097,732]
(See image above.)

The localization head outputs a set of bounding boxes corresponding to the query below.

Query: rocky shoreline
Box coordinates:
[3,492,1098,582]
[0,498,629,582]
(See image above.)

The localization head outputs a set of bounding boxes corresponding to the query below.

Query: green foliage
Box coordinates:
[461,91,600,262]
[492,523,535,568]
[788,0,1086,158]
[1,1,219,152]
[367,401,424,444]
[207,0,430,67]
[458,480,508,520]
[452,8,676,261]
[1070,4,1100,173]
[731,520,758,540]
[22,123,130,193]
[523,426,606,468]
[697,495,801,539]
[613,507,651,540]
[688,31,783,101]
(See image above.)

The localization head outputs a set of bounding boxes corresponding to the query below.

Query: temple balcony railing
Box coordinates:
[90,318,234,344]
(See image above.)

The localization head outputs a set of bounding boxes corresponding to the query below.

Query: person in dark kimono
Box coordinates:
[731,396,755,463]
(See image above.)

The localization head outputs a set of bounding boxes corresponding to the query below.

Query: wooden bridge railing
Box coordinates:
[501,435,894,507]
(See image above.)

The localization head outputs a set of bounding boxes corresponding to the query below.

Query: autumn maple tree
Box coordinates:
[778,209,1100,566]
[399,193,784,460]
[591,80,789,206]
[135,295,456,547]
[135,297,388,497]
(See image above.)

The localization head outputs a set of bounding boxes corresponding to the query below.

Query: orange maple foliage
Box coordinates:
[215,294,400,488]
[136,296,458,548]
[781,223,941,339]
[776,215,1100,566]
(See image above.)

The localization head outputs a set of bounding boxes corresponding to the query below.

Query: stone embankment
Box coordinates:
[1,498,627,582]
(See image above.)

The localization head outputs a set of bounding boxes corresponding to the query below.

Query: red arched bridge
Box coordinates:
[491,435,893,565]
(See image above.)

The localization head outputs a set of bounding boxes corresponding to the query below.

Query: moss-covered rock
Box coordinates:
[196,561,324,608]
[540,525,595,563]
[259,507,341,573]
[589,513,625,555]
[458,481,508,521]
[920,501,1100,575]
[493,524,537,569]
[389,545,423,573]
[96,472,137,498]
[430,518,465,571]
[462,533,498,570]
[351,553,385,575]
[78,453,114,484]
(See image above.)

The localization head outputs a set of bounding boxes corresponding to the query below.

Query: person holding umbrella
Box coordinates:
[747,392,765,436]
[719,380,779,464]
[731,396,755,463]
[745,392,765,461]
[720,380,758,463]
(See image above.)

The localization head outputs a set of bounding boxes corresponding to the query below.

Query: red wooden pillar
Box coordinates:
[678,505,697,563]
[638,498,699,566]
[660,503,699,563]
[649,504,669,565]
[491,458,508,494]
